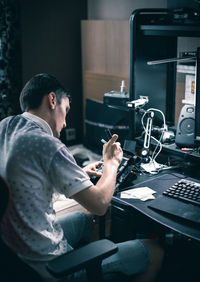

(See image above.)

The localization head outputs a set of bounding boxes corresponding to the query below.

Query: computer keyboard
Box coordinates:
[163,179,200,206]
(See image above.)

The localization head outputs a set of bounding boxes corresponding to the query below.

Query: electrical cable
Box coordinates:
[140,107,168,174]
[141,107,167,161]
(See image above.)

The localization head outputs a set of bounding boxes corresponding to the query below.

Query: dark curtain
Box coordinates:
[0,0,22,120]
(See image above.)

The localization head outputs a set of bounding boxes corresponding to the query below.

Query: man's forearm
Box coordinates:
[73,162,119,216]
[95,162,118,204]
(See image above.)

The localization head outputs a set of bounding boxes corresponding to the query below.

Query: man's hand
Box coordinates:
[102,134,123,166]
[83,161,103,177]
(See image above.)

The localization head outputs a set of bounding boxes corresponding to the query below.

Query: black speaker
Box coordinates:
[175,105,195,148]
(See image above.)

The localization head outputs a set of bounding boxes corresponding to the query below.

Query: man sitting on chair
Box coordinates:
[0,73,164,281]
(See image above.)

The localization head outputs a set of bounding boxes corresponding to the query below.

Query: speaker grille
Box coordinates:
[179,118,194,134]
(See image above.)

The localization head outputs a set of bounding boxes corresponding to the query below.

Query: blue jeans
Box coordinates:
[57,211,91,251]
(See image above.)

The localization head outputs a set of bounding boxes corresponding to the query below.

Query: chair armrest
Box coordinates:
[46,239,118,278]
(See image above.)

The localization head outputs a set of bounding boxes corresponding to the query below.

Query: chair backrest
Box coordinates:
[0,174,44,282]
[0,175,10,222]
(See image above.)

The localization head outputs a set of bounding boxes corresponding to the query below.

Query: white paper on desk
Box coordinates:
[120,187,156,201]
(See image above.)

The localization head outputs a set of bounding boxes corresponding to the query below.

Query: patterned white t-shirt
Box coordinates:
[0,112,93,261]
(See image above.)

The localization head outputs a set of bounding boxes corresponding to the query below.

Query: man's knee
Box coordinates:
[141,239,164,268]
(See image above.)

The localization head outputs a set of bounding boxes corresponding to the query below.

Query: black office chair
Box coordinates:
[0,175,10,221]
[0,174,119,282]
[0,175,44,282]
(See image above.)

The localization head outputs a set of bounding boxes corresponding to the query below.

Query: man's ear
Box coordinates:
[48,92,57,109]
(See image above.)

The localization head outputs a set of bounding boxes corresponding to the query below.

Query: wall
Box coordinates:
[87,0,167,19]
[167,0,200,10]
[19,0,87,144]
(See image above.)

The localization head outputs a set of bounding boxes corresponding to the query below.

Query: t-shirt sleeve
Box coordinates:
[48,146,93,198]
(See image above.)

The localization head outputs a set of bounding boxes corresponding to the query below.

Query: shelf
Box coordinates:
[177,64,195,74]
[140,24,200,36]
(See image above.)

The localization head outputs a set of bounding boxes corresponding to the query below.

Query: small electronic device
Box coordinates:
[114,153,139,193]
[103,80,130,108]
[90,151,139,193]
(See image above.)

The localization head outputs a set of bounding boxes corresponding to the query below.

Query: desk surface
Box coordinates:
[113,172,200,241]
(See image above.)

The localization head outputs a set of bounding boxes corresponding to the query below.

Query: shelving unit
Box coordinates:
[129,8,200,138]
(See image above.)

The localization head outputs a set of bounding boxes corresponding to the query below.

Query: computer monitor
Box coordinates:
[195,47,200,145]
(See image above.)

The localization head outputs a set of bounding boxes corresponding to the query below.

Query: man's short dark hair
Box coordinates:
[20,73,71,112]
